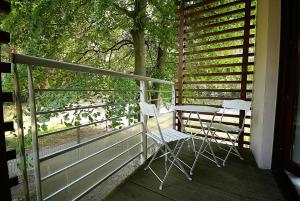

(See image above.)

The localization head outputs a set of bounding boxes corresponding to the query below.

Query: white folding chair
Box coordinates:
[209,99,251,166]
[139,102,192,190]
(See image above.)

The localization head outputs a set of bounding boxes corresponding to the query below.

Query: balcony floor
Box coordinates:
[104,143,285,201]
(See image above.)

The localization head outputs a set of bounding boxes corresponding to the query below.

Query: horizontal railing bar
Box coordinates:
[41,132,142,181]
[184,53,255,63]
[182,80,253,84]
[145,90,172,93]
[181,88,252,93]
[179,96,252,101]
[183,71,254,77]
[183,62,255,70]
[39,123,141,162]
[37,100,139,115]
[71,151,141,201]
[185,25,255,41]
[183,44,255,56]
[184,0,246,18]
[186,6,256,26]
[185,15,256,33]
[38,113,140,138]
[43,142,142,201]
[35,88,140,92]
[184,34,255,49]
[12,53,173,84]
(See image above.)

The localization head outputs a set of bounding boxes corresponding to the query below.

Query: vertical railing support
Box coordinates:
[13,62,30,201]
[27,65,42,201]
[172,84,176,129]
[140,80,147,162]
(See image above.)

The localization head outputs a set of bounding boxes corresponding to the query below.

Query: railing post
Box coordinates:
[172,84,176,129]
[13,62,30,201]
[27,65,42,201]
[140,80,147,162]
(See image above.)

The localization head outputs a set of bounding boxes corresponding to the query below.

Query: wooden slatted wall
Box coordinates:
[176,0,256,147]
[0,1,18,200]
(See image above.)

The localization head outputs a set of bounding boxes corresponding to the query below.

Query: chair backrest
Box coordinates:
[219,99,251,129]
[139,102,165,143]
[222,99,251,111]
[139,102,158,117]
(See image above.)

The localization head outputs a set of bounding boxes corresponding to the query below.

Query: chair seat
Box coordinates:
[207,123,241,132]
[147,128,190,144]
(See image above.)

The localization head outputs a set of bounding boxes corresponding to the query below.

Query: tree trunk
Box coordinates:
[151,45,165,106]
[131,0,147,77]
[131,30,146,76]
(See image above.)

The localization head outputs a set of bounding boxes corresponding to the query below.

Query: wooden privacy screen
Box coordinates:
[176,0,256,147]
[0,1,18,200]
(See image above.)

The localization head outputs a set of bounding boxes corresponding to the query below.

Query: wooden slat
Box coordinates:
[0,1,10,14]
[181,117,251,128]
[183,62,255,70]
[184,44,255,56]
[0,31,10,44]
[239,0,252,148]
[186,6,256,26]
[182,88,252,93]
[180,111,251,118]
[0,62,11,73]
[184,53,255,63]
[4,122,14,132]
[2,92,13,102]
[184,34,255,49]
[6,149,16,161]
[180,103,223,108]
[183,71,254,77]
[185,0,246,18]
[9,176,18,187]
[179,95,252,100]
[185,15,256,33]
[183,80,253,84]
[177,124,251,137]
[184,0,219,11]
[185,25,255,41]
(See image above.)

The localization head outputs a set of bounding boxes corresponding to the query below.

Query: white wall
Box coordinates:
[250,0,281,169]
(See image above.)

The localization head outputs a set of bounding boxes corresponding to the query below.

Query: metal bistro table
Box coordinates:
[174,105,221,175]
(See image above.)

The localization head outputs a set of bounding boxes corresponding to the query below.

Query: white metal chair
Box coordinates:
[139,102,192,190]
[208,99,251,166]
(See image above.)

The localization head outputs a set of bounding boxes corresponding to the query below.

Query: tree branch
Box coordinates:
[113,3,134,18]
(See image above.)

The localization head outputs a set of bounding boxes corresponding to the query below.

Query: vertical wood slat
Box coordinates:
[0,1,14,200]
[239,0,252,148]
[177,2,185,131]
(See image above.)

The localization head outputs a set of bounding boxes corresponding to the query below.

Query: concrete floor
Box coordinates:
[104,143,285,201]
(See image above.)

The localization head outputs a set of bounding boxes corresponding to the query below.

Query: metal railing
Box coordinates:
[12,53,175,201]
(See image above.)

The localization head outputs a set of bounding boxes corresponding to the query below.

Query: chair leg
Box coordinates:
[159,140,192,190]
[144,145,161,170]
[222,132,243,166]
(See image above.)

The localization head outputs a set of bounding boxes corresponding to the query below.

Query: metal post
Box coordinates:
[140,80,147,162]
[172,84,176,129]
[27,65,42,201]
[13,63,30,201]
[76,128,80,144]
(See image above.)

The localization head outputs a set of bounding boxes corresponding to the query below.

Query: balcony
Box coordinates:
[1,0,295,201]
[104,143,284,201]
